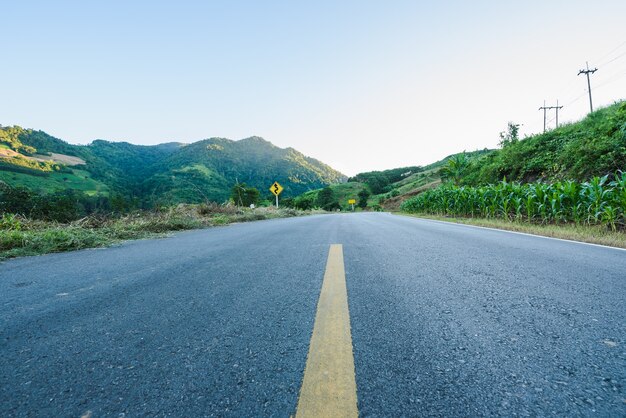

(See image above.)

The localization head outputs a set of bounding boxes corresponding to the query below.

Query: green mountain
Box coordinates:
[0,126,347,206]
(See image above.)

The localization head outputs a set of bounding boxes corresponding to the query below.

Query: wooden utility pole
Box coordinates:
[539,100,564,132]
[578,61,598,112]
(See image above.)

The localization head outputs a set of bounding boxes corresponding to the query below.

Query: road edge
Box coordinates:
[395,213,626,251]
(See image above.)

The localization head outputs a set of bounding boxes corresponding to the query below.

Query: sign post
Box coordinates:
[269,181,284,208]
[348,199,356,211]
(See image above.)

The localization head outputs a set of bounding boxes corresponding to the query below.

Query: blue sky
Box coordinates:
[2,0,625,175]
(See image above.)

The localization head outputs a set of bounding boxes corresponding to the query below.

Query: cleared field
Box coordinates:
[33,153,86,166]
[0,148,21,158]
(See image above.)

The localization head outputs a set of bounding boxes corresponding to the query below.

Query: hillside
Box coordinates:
[395,102,625,209]
[294,101,625,212]
[146,136,346,204]
[0,126,346,208]
[460,101,626,185]
[290,151,489,211]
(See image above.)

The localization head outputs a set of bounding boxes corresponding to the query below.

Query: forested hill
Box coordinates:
[0,126,346,206]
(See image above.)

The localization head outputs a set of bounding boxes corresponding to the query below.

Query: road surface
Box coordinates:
[1,213,625,416]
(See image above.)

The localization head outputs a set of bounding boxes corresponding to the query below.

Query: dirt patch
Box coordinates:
[33,153,86,166]
[0,149,85,166]
[0,148,21,158]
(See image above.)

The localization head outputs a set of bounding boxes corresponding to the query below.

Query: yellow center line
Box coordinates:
[296,244,358,418]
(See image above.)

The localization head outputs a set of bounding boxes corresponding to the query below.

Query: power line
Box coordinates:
[564,91,587,107]
[523,41,625,137]
[594,69,626,90]
[594,40,626,66]
[578,62,598,112]
[602,50,626,67]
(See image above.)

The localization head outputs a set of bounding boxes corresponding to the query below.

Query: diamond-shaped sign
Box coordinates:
[270,181,284,196]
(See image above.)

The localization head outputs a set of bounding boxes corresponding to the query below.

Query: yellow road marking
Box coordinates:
[296,244,358,418]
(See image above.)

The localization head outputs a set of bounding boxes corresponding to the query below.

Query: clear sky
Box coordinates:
[2,0,625,176]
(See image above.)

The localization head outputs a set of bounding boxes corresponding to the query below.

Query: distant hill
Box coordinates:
[0,126,347,205]
[292,150,490,211]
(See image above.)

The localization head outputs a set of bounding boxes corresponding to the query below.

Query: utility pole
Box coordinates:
[578,61,598,112]
[539,100,564,132]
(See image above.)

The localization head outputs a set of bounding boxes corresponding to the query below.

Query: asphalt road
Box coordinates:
[1,213,625,417]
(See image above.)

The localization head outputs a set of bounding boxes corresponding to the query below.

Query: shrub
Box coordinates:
[0,213,22,231]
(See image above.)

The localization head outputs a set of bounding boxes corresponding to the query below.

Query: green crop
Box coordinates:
[401,172,626,229]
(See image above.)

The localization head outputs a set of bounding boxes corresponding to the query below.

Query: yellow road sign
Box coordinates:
[348,199,356,205]
[270,181,284,196]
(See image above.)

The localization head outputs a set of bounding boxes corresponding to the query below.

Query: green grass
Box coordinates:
[399,213,626,249]
[394,169,440,195]
[328,182,367,206]
[0,168,109,195]
[0,205,314,260]
[175,163,215,176]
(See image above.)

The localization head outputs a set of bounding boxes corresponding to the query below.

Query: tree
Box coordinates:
[317,186,334,207]
[0,182,34,216]
[499,122,520,148]
[439,153,469,186]
[294,194,315,210]
[316,186,340,211]
[231,182,260,207]
[357,188,370,208]
[364,173,388,195]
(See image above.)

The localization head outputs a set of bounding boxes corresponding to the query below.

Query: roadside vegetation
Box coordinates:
[0,205,311,260]
[397,102,626,245]
[458,101,626,185]
[401,173,626,229]
[288,101,625,246]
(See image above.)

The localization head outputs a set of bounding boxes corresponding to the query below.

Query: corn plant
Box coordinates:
[401,173,626,229]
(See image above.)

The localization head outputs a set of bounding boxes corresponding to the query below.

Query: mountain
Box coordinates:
[0,126,347,206]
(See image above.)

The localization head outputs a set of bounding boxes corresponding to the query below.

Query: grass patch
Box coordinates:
[399,213,626,249]
[0,168,108,195]
[0,205,317,261]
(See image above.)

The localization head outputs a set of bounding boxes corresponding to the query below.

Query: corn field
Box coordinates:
[400,173,626,230]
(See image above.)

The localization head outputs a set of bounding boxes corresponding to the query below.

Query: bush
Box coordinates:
[0,213,22,231]
[0,230,26,250]
[357,188,370,208]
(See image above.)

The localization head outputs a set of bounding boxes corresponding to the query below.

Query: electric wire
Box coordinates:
[535,40,626,133]
[594,70,626,90]
[600,50,626,67]
[594,40,626,67]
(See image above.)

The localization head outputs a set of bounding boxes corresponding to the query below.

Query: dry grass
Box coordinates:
[0,205,317,260]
